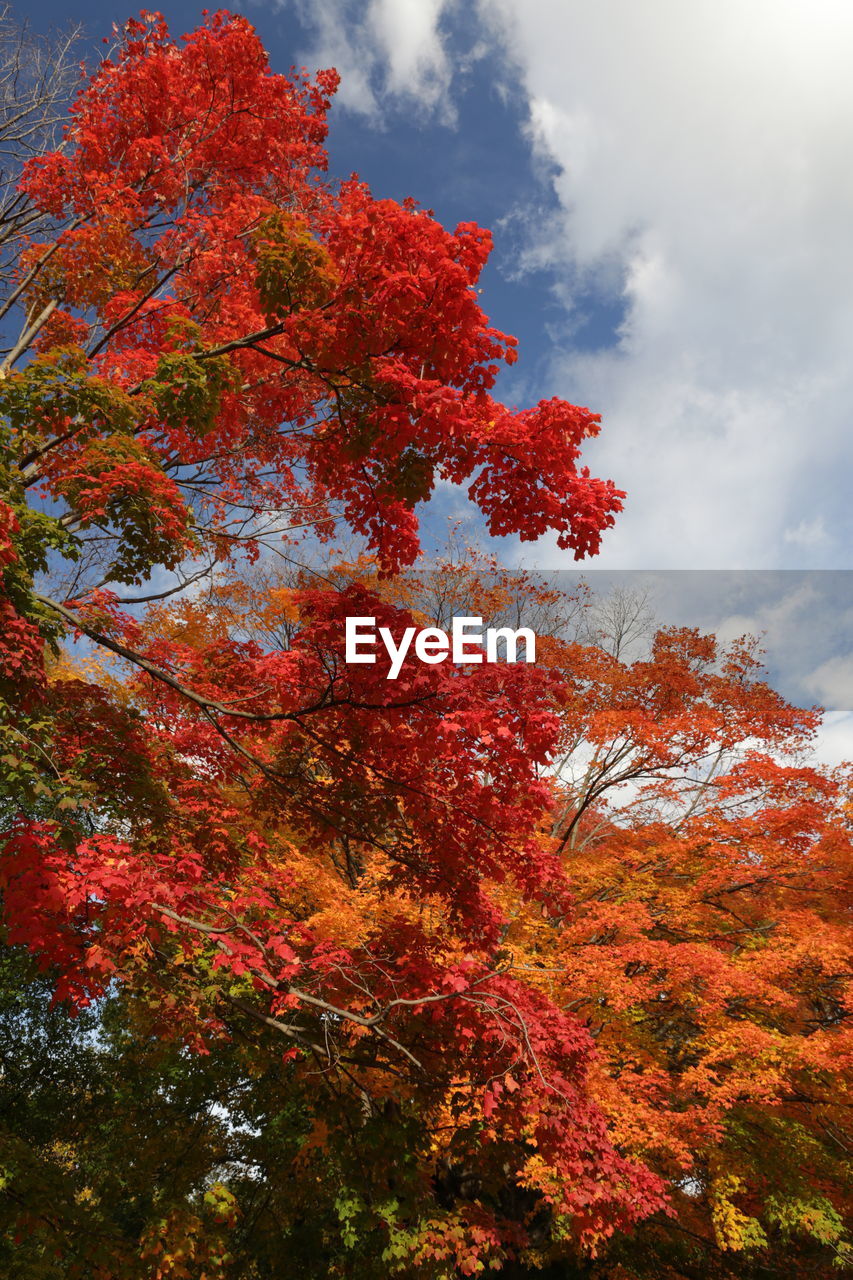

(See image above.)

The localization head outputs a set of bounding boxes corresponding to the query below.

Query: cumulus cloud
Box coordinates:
[476,0,853,568]
[784,517,829,550]
[277,0,457,119]
[804,654,853,710]
[812,710,853,768]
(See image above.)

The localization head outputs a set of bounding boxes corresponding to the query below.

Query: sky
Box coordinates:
[27,1,853,760]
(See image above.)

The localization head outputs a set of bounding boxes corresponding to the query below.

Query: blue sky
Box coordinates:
[27,1,853,759]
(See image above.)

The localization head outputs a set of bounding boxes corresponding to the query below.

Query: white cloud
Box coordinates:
[279,0,457,120]
[474,0,853,568]
[804,654,853,710]
[710,579,823,653]
[276,1,378,116]
[369,0,451,103]
[811,710,853,768]
[784,517,829,550]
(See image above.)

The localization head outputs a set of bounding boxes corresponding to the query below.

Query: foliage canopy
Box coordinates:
[0,11,849,1279]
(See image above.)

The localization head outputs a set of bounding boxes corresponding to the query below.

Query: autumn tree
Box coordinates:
[8,539,848,1277]
[0,9,647,1277]
[529,614,852,1276]
[192,553,852,1275]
